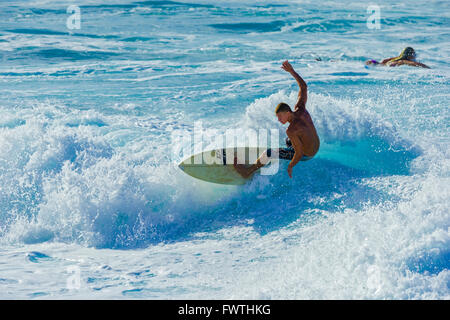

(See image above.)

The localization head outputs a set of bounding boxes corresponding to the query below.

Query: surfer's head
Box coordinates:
[275,102,292,124]
[397,47,416,61]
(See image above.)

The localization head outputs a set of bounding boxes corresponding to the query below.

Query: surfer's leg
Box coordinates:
[233,147,280,178]
[233,154,267,179]
[233,147,311,178]
[234,148,289,178]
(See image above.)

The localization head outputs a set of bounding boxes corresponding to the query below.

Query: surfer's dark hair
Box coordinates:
[275,102,292,114]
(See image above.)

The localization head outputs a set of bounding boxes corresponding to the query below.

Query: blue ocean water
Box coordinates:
[0,0,449,299]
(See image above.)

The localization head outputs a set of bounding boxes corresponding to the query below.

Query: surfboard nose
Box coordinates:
[178,164,185,171]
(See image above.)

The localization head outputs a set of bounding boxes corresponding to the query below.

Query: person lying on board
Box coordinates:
[234,60,320,179]
[365,47,430,68]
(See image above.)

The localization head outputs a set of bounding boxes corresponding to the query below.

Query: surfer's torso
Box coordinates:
[287,109,320,157]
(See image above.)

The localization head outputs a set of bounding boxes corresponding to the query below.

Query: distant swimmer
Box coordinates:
[234,60,320,179]
[365,47,430,68]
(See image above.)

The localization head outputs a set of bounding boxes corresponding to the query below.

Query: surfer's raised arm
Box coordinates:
[281,60,307,112]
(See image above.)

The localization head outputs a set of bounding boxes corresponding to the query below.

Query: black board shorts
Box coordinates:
[266,147,314,161]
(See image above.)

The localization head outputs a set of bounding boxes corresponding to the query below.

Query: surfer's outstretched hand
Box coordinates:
[281,60,295,74]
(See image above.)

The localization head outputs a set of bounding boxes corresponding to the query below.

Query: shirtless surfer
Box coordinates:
[365,47,430,68]
[234,60,320,179]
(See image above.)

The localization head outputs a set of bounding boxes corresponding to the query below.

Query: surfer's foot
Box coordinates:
[233,156,253,179]
[234,164,255,179]
[233,156,260,179]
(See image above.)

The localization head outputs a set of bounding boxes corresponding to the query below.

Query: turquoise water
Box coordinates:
[0,0,449,299]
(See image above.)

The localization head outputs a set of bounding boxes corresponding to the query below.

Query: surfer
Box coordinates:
[234,60,320,179]
[365,47,430,68]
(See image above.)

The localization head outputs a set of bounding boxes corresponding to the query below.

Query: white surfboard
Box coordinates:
[178,147,267,185]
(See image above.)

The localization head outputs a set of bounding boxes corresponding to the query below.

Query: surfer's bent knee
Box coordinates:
[257,148,280,166]
[258,149,271,166]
